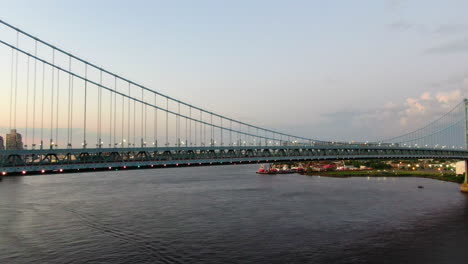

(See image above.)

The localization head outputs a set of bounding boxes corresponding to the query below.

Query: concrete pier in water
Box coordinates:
[461,160,468,193]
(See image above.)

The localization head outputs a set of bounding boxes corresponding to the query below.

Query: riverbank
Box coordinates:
[303,170,464,184]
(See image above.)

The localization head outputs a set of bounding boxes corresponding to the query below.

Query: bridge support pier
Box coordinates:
[461,160,468,193]
[461,99,468,193]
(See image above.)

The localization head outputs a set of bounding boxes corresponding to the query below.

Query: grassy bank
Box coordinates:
[304,170,465,184]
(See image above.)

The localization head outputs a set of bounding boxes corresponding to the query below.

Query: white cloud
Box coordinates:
[435,90,462,104]
[420,92,431,101]
[321,83,466,141]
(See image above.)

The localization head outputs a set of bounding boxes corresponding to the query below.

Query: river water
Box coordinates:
[1,164,468,264]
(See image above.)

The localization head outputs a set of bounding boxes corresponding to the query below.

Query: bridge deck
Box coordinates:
[1,146,467,174]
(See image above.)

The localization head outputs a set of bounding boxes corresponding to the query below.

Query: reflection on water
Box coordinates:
[1,165,468,264]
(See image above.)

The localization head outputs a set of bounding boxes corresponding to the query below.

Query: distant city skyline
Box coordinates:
[0,0,467,143]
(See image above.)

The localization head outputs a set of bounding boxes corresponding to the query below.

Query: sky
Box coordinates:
[0,0,467,143]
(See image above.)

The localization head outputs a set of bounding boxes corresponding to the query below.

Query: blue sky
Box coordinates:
[1,0,468,142]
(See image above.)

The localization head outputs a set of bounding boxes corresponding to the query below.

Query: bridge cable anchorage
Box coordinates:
[0,19,325,145]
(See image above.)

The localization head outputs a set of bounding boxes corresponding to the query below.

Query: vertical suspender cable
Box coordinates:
[98,70,102,147]
[133,94,136,147]
[220,118,223,146]
[257,128,259,146]
[144,100,147,147]
[177,102,180,147]
[189,107,192,146]
[194,109,197,146]
[25,56,30,148]
[127,82,131,147]
[83,64,88,148]
[154,93,157,147]
[50,49,55,149]
[202,111,205,146]
[32,41,37,148]
[210,114,213,146]
[9,48,13,130]
[40,62,45,149]
[199,111,202,146]
[67,57,71,147]
[113,77,117,147]
[14,32,19,130]
[55,70,60,147]
[141,88,144,147]
[109,78,113,147]
[239,123,241,146]
[166,98,169,146]
[121,84,124,147]
[70,58,74,147]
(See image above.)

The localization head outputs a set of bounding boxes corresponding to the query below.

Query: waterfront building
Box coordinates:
[456,161,466,175]
[5,129,23,150]
[0,136,4,150]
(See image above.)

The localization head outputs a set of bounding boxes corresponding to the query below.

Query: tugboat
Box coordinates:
[257,164,300,174]
[257,164,276,174]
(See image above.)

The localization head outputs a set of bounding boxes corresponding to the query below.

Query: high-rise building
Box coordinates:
[5,129,23,150]
[0,136,4,150]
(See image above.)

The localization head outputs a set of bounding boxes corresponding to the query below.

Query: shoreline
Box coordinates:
[302,171,464,184]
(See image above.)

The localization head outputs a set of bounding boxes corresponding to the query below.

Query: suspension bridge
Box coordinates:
[0,20,467,188]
